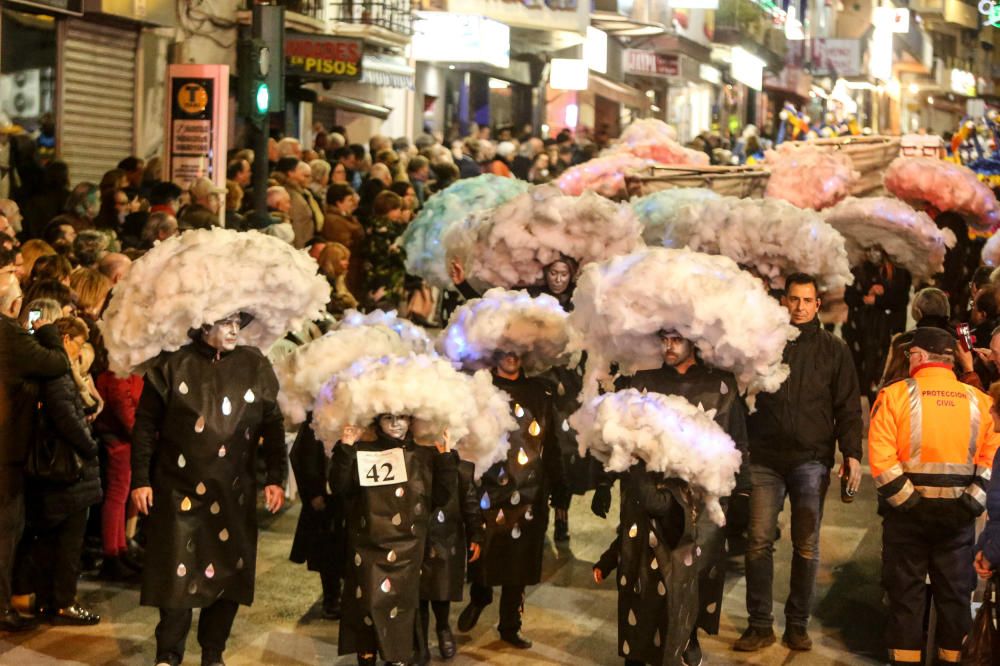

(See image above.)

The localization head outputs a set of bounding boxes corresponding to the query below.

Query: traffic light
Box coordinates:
[238,38,271,127]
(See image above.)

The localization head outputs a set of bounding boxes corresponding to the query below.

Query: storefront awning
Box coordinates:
[589,73,651,111]
[314,92,393,119]
[590,11,665,37]
[360,54,416,90]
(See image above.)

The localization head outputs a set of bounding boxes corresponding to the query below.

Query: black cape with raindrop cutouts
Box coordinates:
[329,432,455,662]
[131,340,287,608]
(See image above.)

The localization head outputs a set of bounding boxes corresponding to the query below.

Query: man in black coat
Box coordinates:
[622,329,749,666]
[131,313,287,666]
[457,350,567,649]
[0,273,69,632]
[735,273,863,653]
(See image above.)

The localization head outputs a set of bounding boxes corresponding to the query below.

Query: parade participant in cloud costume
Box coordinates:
[763,142,859,211]
[581,391,741,666]
[314,354,515,666]
[101,228,330,666]
[631,187,721,245]
[883,156,1000,233]
[275,311,433,621]
[439,288,572,649]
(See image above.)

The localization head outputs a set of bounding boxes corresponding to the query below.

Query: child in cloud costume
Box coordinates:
[579,391,742,666]
[439,288,573,648]
[312,354,515,665]
[99,228,330,666]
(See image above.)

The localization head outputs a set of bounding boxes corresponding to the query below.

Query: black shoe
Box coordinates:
[782,625,813,651]
[100,556,140,582]
[554,518,570,542]
[43,604,101,626]
[0,608,36,632]
[322,596,341,620]
[499,631,532,649]
[438,626,456,659]
[682,633,703,666]
[457,602,484,632]
[733,625,776,652]
[120,550,143,572]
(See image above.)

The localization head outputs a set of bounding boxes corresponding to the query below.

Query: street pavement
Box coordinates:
[1,462,888,666]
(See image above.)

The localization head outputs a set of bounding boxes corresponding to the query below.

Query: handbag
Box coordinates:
[962,574,1000,665]
[25,411,84,484]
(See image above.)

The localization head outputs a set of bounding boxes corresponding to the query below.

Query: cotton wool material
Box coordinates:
[569,389,742,526]
[763,142,859,211]
[438,288,575,375]
[883,156,1000,232]
[569,248,797,404]
[631,187,722,245]
[401,175,530,288]
[606,118,710,166]
[311,354,516,479]
[822,197,956,280]
[100,228,330,375]
[555,153,652,198]
[655,195,853,291]
[336,308,434,355]
[275,319,433,426]
[983,233,1000,266]
[443,185,644,289]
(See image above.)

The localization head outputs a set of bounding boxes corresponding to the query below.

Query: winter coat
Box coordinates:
[420,455,481,602]
[472,372,567,587]
[543,362,600,498]
[286,183,318,249]
[289,416,345,576]
[131,340,287,609]
[329,432,456,662]
[94,371,143,445]
[178,202,217,230]
[623,361,749,635]
[363,217,407,302]
[594,464,701,666]
[29,372,103,528]
[842,261,911,397]
[0,318,69,466]
[320,209,366,295]
[747,317,863,472]
[977,446,1000,566]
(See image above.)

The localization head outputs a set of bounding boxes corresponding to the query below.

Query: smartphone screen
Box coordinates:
[27,309,41,334]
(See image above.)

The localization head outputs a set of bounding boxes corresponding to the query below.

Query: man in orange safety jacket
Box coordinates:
[869,327,1000,666]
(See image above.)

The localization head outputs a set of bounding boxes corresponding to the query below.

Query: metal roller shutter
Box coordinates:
[59,19,137,184]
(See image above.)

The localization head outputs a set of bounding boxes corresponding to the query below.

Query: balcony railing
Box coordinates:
[328,0,413,35]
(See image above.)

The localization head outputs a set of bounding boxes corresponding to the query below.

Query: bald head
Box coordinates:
[98,252,132,285]
[0,272,22,318]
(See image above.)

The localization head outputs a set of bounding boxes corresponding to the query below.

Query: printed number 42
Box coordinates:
[366,462,395,484]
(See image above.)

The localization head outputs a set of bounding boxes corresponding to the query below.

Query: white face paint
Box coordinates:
[545,261,572,295]
[865,246,885,265]
[378,414,410,440]
[202,314,242,352]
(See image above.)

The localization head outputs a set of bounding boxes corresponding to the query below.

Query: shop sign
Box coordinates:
[166,64,228,193]
[624,50,679,77]
[285,35,363,81]
[950,68,977,96]
[412,12,510,68]
[787,39,861,77]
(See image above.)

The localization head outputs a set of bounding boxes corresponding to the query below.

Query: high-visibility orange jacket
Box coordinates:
[869,365,999,513]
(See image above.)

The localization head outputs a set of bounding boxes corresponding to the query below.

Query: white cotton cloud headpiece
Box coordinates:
[822,197,956,280]
[569,389,742,526]
[631,187,722,245]
[311,354,516,479]
[652,195,853,291]
[569,248,798,404]
[275,313,433,426]
[883,156,1000,232]
[438,288,575,374]
[763,142,859,210]
[100,228,330,375]
[401,174,530,288]
[444,185,644,289]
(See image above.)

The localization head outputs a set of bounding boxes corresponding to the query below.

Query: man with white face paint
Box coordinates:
[614,328,749,666]
[329,411,455,666]
[130,311,287,666]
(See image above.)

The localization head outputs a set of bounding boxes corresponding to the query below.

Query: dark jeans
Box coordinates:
[469,582,525,634]
[0,467,24,611]
[155,598,239,665]
[33,508,88,608]
[745,461,830,629]
[881,510,974,664]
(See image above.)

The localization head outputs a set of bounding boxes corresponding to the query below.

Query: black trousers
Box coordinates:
[155,598,240,665]
[32,508,88,608]
[0,467,24,611]
[469,582,524,634]
[881,510,975,665]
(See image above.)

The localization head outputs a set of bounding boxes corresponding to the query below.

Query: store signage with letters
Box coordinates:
[285,35,363,81]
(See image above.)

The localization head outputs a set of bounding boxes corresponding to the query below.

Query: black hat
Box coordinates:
[910,327,956,355]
